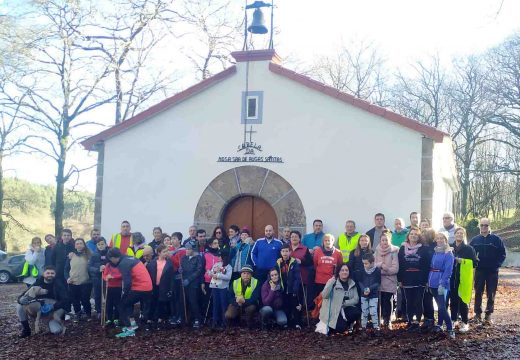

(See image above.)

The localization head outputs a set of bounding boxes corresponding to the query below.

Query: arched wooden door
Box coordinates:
[223,196,278,240]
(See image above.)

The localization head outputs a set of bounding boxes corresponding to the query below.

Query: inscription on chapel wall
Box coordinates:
[217,156,283,163]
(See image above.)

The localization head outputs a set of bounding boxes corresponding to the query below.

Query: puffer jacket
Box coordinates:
[428,247,454,289]
[375,244,399,293]
[318,277,358,330]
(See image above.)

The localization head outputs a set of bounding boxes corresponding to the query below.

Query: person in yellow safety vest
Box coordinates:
[21,237,46,287]
[110,220,133,256]
[225,265,260,328]
[128,232,147,259]
[336,220,361,263]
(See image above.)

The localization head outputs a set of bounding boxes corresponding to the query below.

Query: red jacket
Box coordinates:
[102,263,123,288]
[313,247,343,285]
[290,243,312,285]
[170,248,186,271]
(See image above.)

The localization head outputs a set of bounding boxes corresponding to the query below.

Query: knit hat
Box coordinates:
[185,240,196,250]
[240,265,254,274]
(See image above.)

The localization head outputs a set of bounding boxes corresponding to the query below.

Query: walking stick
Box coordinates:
[204,290,212,325]
[300,272,310,327]
[180,272,188,324]
[101,279,107,326]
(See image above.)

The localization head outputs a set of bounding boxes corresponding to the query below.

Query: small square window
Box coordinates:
[247,96,258,119]
[241,91,263,124]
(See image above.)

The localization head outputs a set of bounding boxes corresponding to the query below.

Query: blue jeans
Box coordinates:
[431,287,452,331]
[259,306,287,326]
[212,288,228,326]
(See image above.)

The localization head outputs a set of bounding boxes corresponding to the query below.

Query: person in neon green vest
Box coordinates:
[450,227,477,333]
[21,237,46,287]
[335,220,360,264]
[225,265,260,328]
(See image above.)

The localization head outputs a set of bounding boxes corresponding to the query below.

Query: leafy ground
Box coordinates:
[1,269,519,360]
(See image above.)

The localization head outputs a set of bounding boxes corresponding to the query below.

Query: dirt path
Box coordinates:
[1,269,519,359]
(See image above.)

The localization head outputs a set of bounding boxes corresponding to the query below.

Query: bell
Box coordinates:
[247,8,268,34]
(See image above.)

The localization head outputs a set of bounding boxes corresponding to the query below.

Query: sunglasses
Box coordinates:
[479,224,489,227]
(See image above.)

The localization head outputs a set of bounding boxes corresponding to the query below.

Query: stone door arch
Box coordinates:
[193,166,306,237]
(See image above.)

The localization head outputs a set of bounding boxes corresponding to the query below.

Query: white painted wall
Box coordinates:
[100,59,429,240]
[432,139,458,229]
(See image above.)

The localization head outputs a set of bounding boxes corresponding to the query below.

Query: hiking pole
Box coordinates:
[300,272,310,327]
[204,290,212,325]
[180,273,188,324]
[101,279,107,326]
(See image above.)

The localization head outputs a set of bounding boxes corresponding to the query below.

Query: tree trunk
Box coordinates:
[54,121,69,238]
[0,151,6,251]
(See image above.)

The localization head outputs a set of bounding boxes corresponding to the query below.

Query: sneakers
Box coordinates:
[294,325,302,330]
[448,330,456,339]
[484,314,493,326]
[115,327,136,338]
[431,325,443,334]
[459,322,470,333]
[407,322,420,333]
[192,320,201,329]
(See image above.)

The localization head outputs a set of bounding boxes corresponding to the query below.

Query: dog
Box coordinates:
[19,286,66,335]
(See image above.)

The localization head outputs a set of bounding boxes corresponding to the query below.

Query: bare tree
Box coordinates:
[176,0,244,80]
[78,0,177,124]
[311,40,389,105]
[391,55,450,129]
[1,1,113,237]
[486,33,520,139]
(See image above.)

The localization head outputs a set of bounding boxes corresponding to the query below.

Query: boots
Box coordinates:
[19,320,31,338]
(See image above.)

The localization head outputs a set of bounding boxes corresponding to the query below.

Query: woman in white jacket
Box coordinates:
[208,252,232,328]
[22,237,46,286]
[375,230,399,329]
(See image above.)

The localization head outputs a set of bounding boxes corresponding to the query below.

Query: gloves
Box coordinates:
[182,279,190,287]
[438,285,446,296]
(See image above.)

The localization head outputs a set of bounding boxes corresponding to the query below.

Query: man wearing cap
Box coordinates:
[180,240,204,328]
[225,265,260,328]
[251,225,282,283]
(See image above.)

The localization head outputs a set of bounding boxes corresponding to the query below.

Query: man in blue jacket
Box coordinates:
[251,225,282,283]
[469,218,506,325]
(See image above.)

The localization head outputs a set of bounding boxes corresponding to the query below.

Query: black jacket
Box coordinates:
[397,245,430,287]
[366,226,387,248]
[88,248,109,281]
[470,233,506,271]
[32,276,70,311]
[358,267,381,299]
[348,249,374,283]
[450,243,477,289]
[51,240,75,280]
[147,258,175,301]
[180,255,203,289]
[44,245,55,267]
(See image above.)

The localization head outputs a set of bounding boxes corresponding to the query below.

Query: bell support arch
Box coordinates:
[193,165,306,236]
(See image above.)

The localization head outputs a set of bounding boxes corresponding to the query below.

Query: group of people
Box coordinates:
[15,211,507,340]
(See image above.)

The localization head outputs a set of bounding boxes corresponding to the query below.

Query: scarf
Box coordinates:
[404,242,422,256]
[365,265,376,274]
[377,244,391,256]
[207,247,220,256]
[434,243,451,254]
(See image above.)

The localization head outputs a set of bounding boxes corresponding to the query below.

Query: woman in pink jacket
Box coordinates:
[375,229,399,329]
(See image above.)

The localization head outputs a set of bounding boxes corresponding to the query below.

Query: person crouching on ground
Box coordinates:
[260,268,287,329]
[225,265,260,329]
[107,248,153,338]
[17,265,70,338]
[65,238,92,322]
[208,253,232,329]
[428,232,455,339]
[316,264,360,335]
[359,252,381,332]
[146,244,174,330]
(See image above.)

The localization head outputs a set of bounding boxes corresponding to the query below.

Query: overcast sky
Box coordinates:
[4,0,520,193]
